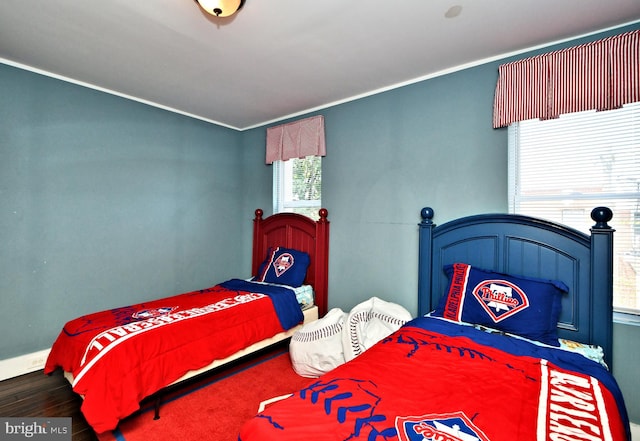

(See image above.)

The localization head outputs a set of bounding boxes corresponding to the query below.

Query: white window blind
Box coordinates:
[508,101,640,314]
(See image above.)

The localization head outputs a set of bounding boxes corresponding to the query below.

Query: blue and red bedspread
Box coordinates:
[44,279,302,434]
[240,316,630,441]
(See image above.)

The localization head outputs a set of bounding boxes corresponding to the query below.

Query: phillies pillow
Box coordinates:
[256,247,310,287]
[432,262,568,346]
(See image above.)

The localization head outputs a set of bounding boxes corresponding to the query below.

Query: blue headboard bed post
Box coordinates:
[417,206,436,316]
[589,207,616,366]
[417,206,616,367]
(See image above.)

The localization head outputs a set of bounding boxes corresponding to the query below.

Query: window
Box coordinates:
[508,101,640,315]
[273,156,321,219]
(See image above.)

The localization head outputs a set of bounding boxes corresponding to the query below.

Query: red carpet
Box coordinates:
[97,348,311,441]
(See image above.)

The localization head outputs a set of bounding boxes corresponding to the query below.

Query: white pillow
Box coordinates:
[289,307,346,378]
[342,296,412,362]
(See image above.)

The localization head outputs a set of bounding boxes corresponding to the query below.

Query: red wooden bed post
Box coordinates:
[314,208,330,317]
[252,209,265,277]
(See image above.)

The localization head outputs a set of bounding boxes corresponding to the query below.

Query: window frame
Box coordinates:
[272,156,321,218]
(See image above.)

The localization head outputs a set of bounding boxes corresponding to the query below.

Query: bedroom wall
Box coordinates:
[0,63,245,360]
[240,22,640,423]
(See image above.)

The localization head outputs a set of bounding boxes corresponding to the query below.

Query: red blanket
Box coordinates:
[45,281,302,434]
[240,317,630,441]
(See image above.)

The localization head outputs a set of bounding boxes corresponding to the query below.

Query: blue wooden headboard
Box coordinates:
[417,207,615,366]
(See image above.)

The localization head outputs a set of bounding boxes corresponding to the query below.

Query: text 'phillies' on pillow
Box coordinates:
[432,263,569,346]
[256,247,310,287]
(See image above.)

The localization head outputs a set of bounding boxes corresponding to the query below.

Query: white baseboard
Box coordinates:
[0,349,51,382]
[631,422,639,440]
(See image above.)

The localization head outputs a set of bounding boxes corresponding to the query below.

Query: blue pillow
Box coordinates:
[432,263,568,346]
[256,247,310,287]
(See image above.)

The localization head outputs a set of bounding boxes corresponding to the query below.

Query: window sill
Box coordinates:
[613,311,640,326]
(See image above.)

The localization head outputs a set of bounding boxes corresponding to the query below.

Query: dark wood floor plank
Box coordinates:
[0,369,96,440]
[0,342,288,441]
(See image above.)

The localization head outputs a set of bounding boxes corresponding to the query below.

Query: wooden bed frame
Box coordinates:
[252,208,330,317]
[417,206,615,366]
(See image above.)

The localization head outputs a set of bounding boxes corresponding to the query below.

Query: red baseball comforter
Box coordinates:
[239,316,631,441]
[44,279,303,434]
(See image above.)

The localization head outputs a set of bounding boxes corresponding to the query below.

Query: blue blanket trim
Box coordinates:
[406,316,631,439]
[218,279,304,330]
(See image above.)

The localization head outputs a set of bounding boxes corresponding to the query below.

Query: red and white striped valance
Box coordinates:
[265,115,326,164]
[493,30,639,128]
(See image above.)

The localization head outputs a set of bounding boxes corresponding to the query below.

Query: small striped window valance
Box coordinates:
[266,115,326,164]
[493,30,639,128]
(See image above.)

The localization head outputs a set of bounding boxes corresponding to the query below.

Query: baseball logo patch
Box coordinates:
[396,411,490,441]
[472,279,529,322]
[132,307,177,320]
[272,252,294,277]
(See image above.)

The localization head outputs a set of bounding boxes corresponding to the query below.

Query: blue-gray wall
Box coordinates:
[1,23,638,423]
[1,64,246,357]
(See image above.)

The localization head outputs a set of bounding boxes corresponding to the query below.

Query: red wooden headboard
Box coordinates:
[252,209,330,317]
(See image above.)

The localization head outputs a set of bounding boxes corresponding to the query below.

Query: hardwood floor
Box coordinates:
[0,369,96,441]
[0,342,289,441]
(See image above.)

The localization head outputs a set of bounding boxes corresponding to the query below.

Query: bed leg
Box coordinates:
[153,395,161,420]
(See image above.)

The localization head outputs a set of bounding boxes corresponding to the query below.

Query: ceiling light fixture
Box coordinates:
[194,0,245,17]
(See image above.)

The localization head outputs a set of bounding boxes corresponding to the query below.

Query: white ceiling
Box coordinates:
[1,1,639,130]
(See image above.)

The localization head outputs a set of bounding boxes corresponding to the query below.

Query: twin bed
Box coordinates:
[44,208,330,434]
[239,206,631,441]
[45,206,631,440]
